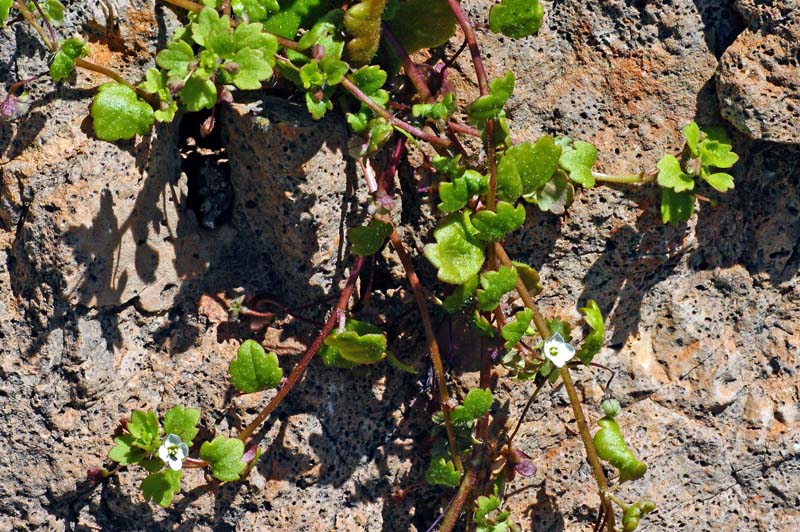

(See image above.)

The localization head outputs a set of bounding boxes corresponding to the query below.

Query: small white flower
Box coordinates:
[158,434,189,471]
[542,332,575,368]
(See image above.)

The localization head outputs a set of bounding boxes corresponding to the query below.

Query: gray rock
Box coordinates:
[717,1,800,143]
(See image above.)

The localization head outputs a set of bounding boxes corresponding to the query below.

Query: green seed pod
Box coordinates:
[593,417,647,482]
[622,500,656,532]
[601,398,621,418]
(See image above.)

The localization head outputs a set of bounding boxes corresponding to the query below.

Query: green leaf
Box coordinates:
[263,0,333,38]
[524,172,574,214]
[108,435,146,465]
[50,38,90,82]
[470,309,497,338]
[180,76,217,112]
[442,275,478,314]
[466,71,514,122]
[575,300,604,364]
[324,324,387,365]
[656,154,694,192]
[349,65,387,95]
[319,319,383,368]
[39,0,64,24]
[471,201,526,242]
[0,0,11,24]
[229,339,283,393]
[593,417,647,482]
[463,387,493,419]
[412,93,457,121]
[127,410,161,452]
[438,175,470,213]
[425,456,461,486]
[622,501,657,532]
[475,494,501,523]
[199,435,246,482]
[699,139,739,169]
[660,188,694,225]
[512,261,542,295]
[424,214,485,285]
[497,136,561,201]
[547,317,571,342]
[231,0,280,22]
[703,172,734,193]
[349,220,392,255]
[683,121,700,156]
[234,22,279,60]
[385,0,456,53]
[156,40,195,78]
[559,140,597,188]
[297,16,339,50]
[191,7,230,48]
[163,405,201,445]
[141,469,182,507]
[489,0,544,39]
[501,308,534,349]
[476,266,518,311]
[230,48,273,90]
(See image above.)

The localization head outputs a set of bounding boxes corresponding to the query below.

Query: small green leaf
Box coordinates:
[622,500,657,532]
[141,469,182,507]
[50,38,90,82]
[547,317,571,342]
[593,417,647,482]
[498,136,561,200]
[349,220,392,256]
[466,71,514,122]
[180,76,218,112]
[489,0,543,39]
[231,0,279,23]
[703,172,734,192]
[470,310,496,338]
[127,410,161,452]
[501,308,534,349]
[559,140,597,188]
[199,435,246,482]
[471,201,526,242]
[305,91,332,119]
[656,154,694,192]
[349,65,387,95]
[163,405,201,445]
[576,300,604,364]
[660,188,694,225]
[512,261,542,295]
[0,0,11,24]
[476,266,518,311]
[323,326,387,365]
[425,456,461,486]
[683,121,700,156]
[230,48,273,89]
[438,175,470,213]
[108,435,146,465]
[385,0,456,53]
[424,214,485,285]
[263,0,333,38]
[319,319,384,368]
[524,172,574,214]
[475,494,501,523]
[191,8,230,48]
[442,275,479,314]
[463,387,493,419]
[39,0,64,24]
[156,39,195,78]
[229,340,283,393]
[412,93,457,121]
[699,139,739,169]
[234,22,279,61]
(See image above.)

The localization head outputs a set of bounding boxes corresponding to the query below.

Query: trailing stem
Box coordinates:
[237,256,366,444]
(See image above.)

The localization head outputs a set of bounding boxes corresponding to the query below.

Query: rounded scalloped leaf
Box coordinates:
[229,340,283,393]
[424,214,485,285]
[90,84,154,141]
[385,0,456,53]
[199,436,246,482]
[489,0,544,39]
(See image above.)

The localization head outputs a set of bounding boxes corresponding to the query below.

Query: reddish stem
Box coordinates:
[237,256,366,443]
[446,0,489,95]
[381,23,434,103]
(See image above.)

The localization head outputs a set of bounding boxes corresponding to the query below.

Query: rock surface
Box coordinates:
[717,0,800,143]
[1,1,799,532]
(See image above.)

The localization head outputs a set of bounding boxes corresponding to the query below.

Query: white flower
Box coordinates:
[158,434,189,471]
[542,332,575,368]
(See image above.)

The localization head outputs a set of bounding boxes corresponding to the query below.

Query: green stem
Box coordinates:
[13,0,56,51]
[592,171,644,184]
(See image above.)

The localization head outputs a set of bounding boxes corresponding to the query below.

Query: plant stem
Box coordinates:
[29,0,57,49]
[439,461,478,532]
[340,77,451,148]
[381,23,434,103]
[495,242,614,531]
[13,0,56,51]
[385,225,462,473]
[73,58,160,106]
[445,0,489,95]
[237,256,366,444]
[592,171,643,184]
